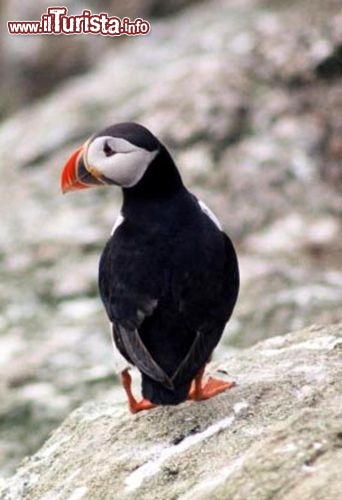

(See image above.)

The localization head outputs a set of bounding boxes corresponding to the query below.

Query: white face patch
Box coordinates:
[85,136,158,188]
[198,199,222,230]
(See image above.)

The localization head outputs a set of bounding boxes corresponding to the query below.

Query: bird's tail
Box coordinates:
[142,374,192,405]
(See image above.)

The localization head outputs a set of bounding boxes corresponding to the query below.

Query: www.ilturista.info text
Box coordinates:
[8,7,151,36]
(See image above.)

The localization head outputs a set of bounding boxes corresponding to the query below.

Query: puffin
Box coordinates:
[61,122,239,413]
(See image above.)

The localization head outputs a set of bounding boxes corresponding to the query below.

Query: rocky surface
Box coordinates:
[1,324,341,500]
[0,0,341,479]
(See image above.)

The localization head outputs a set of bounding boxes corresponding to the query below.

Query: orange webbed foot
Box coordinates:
[129,397,156,414]
[188,367,235,401]
[121,369,157,413]
[192,376,235,400]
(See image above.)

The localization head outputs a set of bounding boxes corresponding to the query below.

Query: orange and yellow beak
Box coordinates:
[61,143,108,193]
[61,145,87,193]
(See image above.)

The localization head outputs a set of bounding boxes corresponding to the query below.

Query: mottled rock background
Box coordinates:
[0,0,341,480]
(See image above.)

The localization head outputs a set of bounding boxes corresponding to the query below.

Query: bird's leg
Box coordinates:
[188,365,235,401]
[120,369,156,413]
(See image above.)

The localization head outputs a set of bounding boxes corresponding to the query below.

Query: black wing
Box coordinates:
[99,204,239,390]
[99,221,175,388]
[167,231,240,386]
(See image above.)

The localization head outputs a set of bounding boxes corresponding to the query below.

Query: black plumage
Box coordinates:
[98,129,239,405]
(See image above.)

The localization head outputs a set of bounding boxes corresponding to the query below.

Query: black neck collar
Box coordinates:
[122,146,184,206]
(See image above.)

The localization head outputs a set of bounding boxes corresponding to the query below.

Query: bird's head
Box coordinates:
[61,122,161,193]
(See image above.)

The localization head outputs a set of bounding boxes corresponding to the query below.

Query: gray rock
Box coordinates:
[1,323,341,500]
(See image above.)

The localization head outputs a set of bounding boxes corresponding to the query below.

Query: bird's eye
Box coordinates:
[103,140,116,157]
